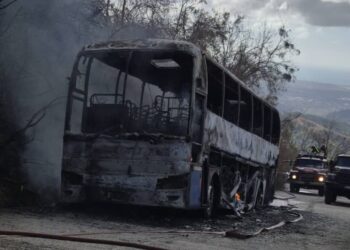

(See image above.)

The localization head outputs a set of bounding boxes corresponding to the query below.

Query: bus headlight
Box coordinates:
[318,176,325,182]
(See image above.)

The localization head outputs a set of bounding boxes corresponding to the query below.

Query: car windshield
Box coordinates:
[294,159,325,169]
[336,157,350,168]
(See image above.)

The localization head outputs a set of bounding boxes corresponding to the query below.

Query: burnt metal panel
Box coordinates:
[61,137,194,208]
[203,111,279,166]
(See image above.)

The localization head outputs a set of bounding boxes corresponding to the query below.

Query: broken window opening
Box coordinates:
[263,105,272,142]
[252,97,263,137]
[69,50,193,136]
[239,87,253,132]
[271,110,280,144]
[223,74,240,125]
[206,59,223,116]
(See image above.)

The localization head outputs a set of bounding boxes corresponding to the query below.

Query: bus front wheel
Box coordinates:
[203,180,220,218]
[203,184,215,218]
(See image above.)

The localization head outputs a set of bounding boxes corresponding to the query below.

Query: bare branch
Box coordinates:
[0,0,18,10]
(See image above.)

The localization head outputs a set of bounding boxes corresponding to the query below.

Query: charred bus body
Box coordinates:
[61,39,280,216]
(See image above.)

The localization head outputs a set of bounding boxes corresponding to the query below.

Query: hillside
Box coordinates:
[278,80,350,117]
[327,109,350,124]
[278,80,350,156]
[303,114,350,136]
[286,113,350,157]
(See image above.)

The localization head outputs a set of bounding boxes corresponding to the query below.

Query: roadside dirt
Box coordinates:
[0,190,349,250]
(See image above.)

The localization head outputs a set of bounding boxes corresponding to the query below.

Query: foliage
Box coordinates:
[276,113,299,189]
[279,114,300,164]
[88,0,299,105]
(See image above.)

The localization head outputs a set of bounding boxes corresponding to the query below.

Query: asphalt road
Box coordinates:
[287,188,350,220]
[0,188,349,250]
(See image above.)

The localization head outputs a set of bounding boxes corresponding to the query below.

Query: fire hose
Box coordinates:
[64,210,303,239]
[0,230,168,250]
[224,211,303,239]
[0,211,303,247]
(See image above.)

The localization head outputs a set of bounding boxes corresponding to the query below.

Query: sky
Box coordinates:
[208,0,350,85]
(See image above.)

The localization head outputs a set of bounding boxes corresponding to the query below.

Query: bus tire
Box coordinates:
[203,177,220,218]
[203,184,215,218]
[264,168,276,205]
[255,182,265,209]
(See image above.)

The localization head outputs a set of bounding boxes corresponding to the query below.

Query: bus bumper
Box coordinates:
[61,174,196,209]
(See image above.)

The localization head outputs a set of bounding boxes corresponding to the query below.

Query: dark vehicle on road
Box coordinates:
[289,154,327,196]
[61,39,280,217]
[325,154,350,204]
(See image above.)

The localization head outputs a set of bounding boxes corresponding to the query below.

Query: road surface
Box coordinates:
[0,188,349,250]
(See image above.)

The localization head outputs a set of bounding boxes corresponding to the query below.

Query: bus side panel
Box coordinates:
[203,111,279,166]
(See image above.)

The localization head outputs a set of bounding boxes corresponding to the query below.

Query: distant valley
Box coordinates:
[277,80,350,154]
[278,80,350,120]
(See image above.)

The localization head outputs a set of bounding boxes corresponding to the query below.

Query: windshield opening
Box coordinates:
[69,50,193,136]
[336,157,350,167]
[294,159,325,169]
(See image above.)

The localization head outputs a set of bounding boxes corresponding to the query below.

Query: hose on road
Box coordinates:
[224,211,303,239]
[0,230,168,250]
[0,199,303,246]
[0,211,303,245]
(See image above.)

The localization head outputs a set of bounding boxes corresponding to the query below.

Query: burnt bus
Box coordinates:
[61,39,280,216]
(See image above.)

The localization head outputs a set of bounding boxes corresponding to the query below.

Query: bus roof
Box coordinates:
[83,39,201,56]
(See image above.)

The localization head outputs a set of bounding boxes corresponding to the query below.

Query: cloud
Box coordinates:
[209,0,270,13]
[210,0,350,27]
[288,0,350,27]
